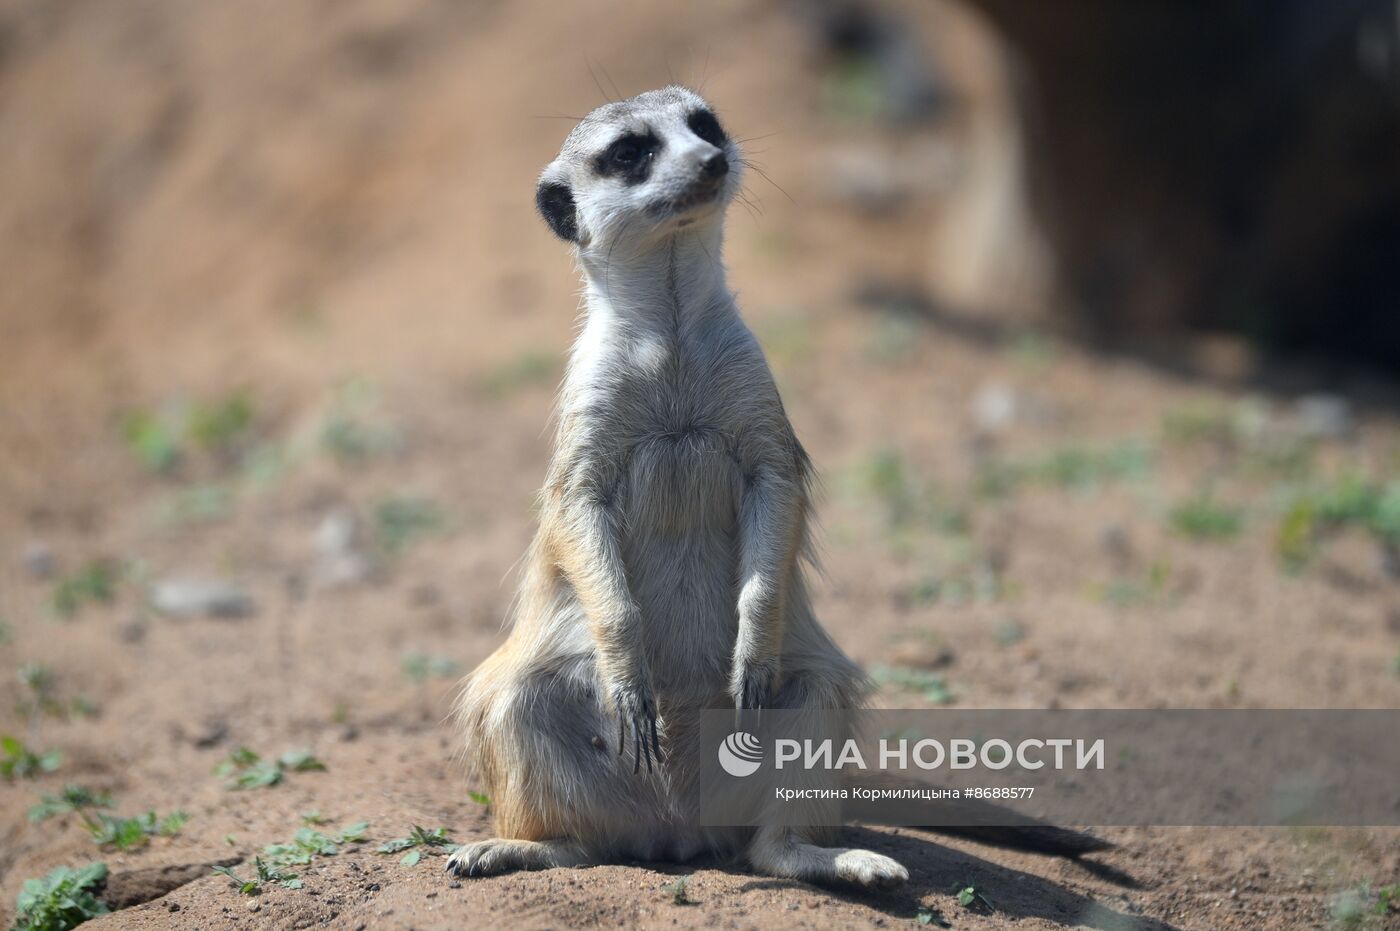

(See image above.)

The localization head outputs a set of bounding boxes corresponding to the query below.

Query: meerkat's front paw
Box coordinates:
[608,681,662,774]
[729,656,779,731]
[446,839,550,877]
[832,849,909,888]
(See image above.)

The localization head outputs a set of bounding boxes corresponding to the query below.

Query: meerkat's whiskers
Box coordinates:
[739,157,797,206]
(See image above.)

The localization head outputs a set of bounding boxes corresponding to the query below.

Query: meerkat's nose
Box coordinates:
[700,151,729,180]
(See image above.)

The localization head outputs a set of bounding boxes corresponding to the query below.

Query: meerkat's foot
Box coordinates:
[445,838,587,878]
[830,849,910,888]
[748,836,908,889]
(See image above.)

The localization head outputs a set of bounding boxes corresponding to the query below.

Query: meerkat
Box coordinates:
[448,86,1103,888]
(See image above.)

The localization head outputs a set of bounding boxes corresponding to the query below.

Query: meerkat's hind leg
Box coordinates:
[446,838,589,878]
[740,663,908,889]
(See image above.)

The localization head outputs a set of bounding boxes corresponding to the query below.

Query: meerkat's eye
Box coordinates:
[687,110,727,148]
[612,139,642,164]
[596,132,659,181]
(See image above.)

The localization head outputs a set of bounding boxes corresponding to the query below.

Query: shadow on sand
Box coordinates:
[729,826,1177,930]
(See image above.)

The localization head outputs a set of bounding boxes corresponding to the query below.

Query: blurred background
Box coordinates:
[2,1,1399,927]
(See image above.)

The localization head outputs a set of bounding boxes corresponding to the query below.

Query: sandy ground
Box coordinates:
[2,0,1399,928]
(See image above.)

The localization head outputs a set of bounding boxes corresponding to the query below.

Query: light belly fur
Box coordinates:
[623,430,742,698]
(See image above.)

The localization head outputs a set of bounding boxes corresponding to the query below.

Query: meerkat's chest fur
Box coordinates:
[561,243,773,538]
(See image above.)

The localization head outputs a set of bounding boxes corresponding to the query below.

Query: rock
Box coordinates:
[971,382,1017,433]
[172,717,229,748]
[1293,393,1354,440]
[1100,526,1134,569]
[21,542,56,579]
[149,578,255,619]
[312,510,373,587]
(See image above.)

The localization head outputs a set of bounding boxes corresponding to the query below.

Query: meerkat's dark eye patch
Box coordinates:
[536,180,579,242]
[686,109,727,148]
[594,131,661,185]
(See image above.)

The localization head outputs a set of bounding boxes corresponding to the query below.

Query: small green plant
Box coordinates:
[85,810,188,850]
[377,825,459,866]
[915,905,951,927]
[51,561,120,619]
[122,393,257,473]
[1160,402,1237,446]
[976,441,1153,498]
[401,652,460,683]
[1276,497,1318,572]
[1036,444,1152,491]
[213,857,302,895]
[18,662,55,708]
[12,862,108,931]
[1275,476,1400,572]
[819,52,886,123]
[872,665,954,705]
[216,747,325,790]
[261,821,368,870]
[956,884,992,911]
[1,736,61,780]
[373,496,447,556]
[1008,330,1057,370]
[187,392,255,455]
[853,450,970,536]
[300,810,328,825]
[1097,560,1172,608]
[29,786,114,823]
[663,874,695,905]
[907,566,1010,607]
[467,790,491,807]
[1329,882,1398,929]
[1170,494,1244,540]
[279,748,327,772]
[216,747,280,789]
[122,410,181,473]
[992,619,1025,646]
[316,378,399,465]
[160,483,235,525]
[321,415,396,464]
[16,665,97,720]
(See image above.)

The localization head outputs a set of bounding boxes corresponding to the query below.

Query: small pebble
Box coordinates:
[21,542,56,579]
[150,577,255,619]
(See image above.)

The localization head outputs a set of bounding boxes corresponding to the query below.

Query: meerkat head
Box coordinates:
[535,86,742,251]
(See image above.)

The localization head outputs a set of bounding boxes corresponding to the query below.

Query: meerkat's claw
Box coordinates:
[731,659,779,733]
[612,684,662,775]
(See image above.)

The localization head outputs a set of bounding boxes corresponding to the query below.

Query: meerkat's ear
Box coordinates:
[536,177,579,243]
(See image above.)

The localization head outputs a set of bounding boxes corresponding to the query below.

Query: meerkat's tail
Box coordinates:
[844,772,1112,858]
